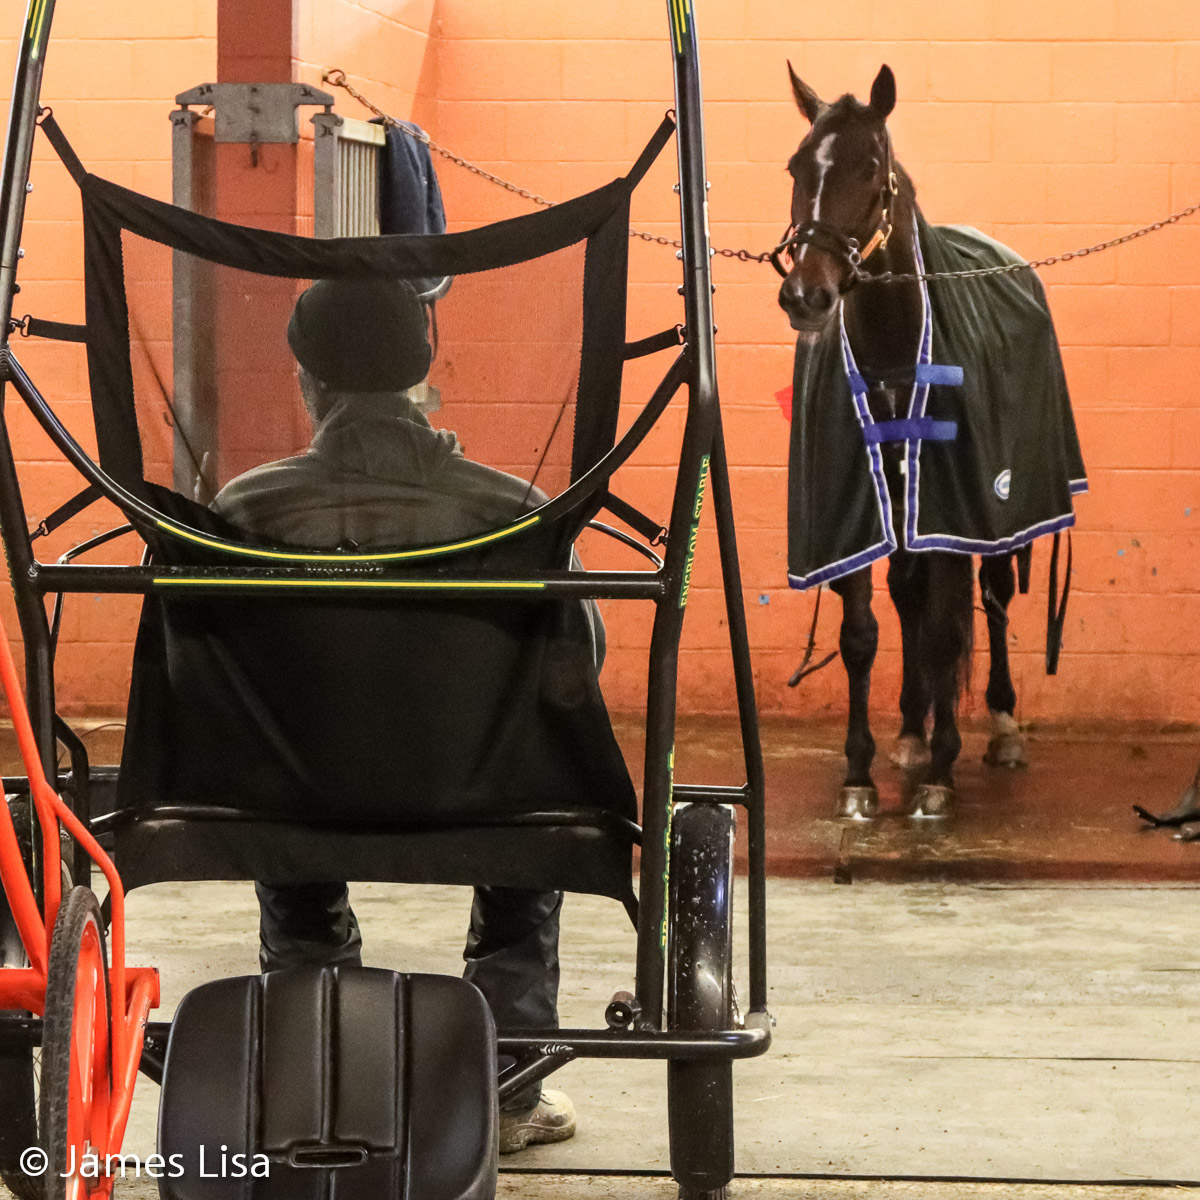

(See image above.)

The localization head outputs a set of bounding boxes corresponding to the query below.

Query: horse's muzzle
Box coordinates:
[778,275,838,338]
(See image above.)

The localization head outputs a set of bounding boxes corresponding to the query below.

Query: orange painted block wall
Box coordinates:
[1,0,1198,726]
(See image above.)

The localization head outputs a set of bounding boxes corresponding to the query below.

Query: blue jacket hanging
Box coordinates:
[375,118,450,300]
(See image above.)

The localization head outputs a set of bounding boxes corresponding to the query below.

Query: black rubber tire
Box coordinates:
[666,802,737,1200]
[0,795,72,970]
[0,1046,42,1200]
[1,795,42,1200]
[1,794,35,970]
[39,888,111,1200]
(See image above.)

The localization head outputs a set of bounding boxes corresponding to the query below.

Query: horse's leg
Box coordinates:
[978,553,1028,768]
[909,553,974,818]
[886,550,932,771]
[830,567,880,819]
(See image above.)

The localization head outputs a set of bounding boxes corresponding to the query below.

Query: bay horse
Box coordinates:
[776,64,1032,819]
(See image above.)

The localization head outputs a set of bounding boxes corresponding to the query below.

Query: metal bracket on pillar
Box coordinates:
[173,82,335,145]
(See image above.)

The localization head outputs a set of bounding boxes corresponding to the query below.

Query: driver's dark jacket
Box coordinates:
[212,391,604,665]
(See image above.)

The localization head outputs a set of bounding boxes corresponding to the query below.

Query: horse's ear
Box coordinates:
[869,64,896,120]
[787,60,824,124]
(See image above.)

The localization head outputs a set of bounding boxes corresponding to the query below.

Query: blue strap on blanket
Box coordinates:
[915,364,964,386]
[863,418,959,444]
[849,363,964,395]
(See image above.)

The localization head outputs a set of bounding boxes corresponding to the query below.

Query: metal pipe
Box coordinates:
[0,391,54,773]
[1,766,118,795]
[34,563,665,599]
[0,0,55,334]
[635,0,724,1030]
[0,0,59,789]
[497,1021,770,1061]
[709,414,769,1013]
[134,1019,770,1068]
[496,1051,574,1104]
[672,784,750,803]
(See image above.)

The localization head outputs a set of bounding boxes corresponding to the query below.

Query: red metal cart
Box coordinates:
[0,611,158,1200]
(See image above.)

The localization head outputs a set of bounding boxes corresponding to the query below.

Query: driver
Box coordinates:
[213,276,596,1154]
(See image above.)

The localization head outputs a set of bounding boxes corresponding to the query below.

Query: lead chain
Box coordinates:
[859,200,1200,284]
[323,70,779,259]
[323,71,1200,281]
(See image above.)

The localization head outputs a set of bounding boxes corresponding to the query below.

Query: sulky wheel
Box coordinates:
[0,1020,41,1200]
[39,887,112,1200]
[1,795,42,1200]
[666,802,737,1200]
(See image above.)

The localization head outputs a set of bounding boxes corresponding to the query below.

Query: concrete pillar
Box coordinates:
[212,0,308,490]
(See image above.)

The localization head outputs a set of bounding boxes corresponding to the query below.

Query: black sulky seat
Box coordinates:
[112,500,640,911]
[82,150,655,913]
[112,502,639,1200]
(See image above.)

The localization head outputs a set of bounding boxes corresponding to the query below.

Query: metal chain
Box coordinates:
[323,69,779,260]
[322,70,1198,279]
[858,200,1200,285]
[322,70,557,209]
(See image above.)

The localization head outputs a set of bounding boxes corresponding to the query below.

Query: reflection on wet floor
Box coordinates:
[613,715,1200,883]
[5,715,1198,884]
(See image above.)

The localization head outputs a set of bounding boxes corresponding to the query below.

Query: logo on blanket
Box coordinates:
[994,469,1011,501]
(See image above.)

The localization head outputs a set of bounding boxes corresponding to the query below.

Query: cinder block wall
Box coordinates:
[0,0,219,713]
[1,0,1198,725]
[432,0,1200,723]
[293,0,437,130]
[0,0,437,712]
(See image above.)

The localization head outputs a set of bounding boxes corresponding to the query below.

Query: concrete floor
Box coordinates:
[4,878,1200,1196]
[4,721,1200,1196]
[502,1186,1198,1200]
[5,1181,1192,1200]
[92,877,1200,1183]
[6,1178,1195,1199]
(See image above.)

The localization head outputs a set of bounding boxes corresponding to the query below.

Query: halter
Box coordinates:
[770,127,900,286]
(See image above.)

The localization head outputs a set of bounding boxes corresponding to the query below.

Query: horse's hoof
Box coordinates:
[906,783,955,819]
[983,709,1028,769]
[890,734,932,771]
[984,732,1028,769]
[835,786,880,820]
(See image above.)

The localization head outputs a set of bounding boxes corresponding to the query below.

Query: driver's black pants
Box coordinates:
[255,880,562,1112]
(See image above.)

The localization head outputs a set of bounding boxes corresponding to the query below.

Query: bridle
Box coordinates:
[770,126,900,288]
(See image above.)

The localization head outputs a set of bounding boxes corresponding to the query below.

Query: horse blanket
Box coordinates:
[786,215,1087,590]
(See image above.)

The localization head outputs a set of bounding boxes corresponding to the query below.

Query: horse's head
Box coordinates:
[776,63,899,342]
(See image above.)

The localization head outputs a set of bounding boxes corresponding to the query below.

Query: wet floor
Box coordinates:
[9,714,1199,885]
[614,715,1200,883]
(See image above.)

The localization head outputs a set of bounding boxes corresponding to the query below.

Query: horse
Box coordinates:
[774,63,1080,819]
